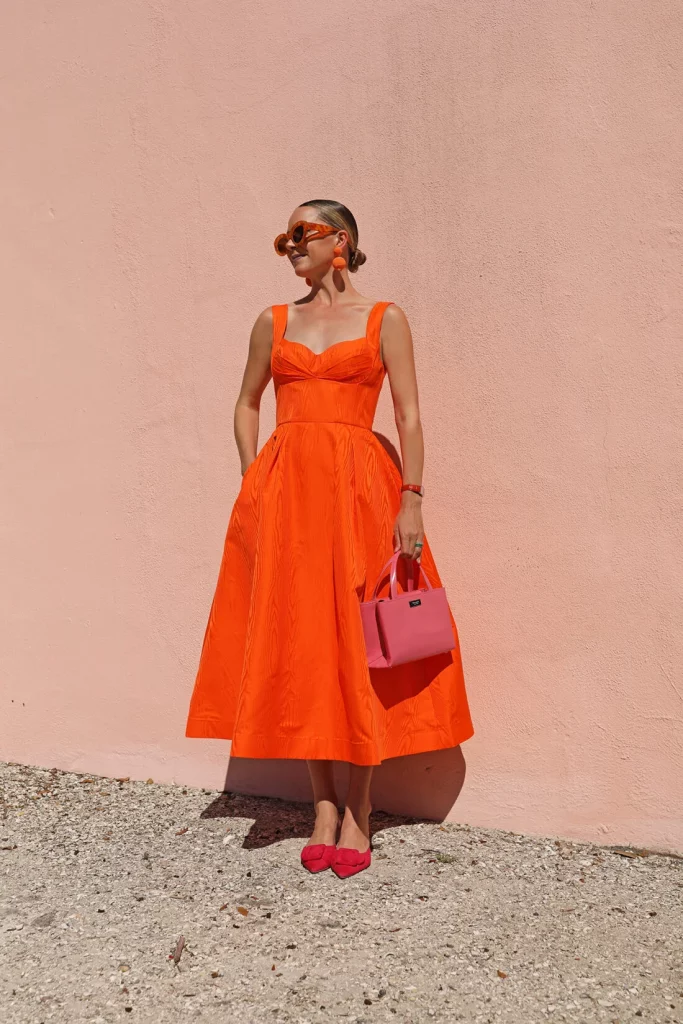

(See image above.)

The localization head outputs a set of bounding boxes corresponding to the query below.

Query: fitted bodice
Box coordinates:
[270,301,393,429]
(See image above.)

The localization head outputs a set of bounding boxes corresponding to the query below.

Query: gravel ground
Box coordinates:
[0,761,681,1024]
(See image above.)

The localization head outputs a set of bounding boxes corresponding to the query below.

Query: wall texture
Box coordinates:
[1,0,682,851]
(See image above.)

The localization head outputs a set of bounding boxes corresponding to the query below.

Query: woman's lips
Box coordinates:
[291,253,305,263]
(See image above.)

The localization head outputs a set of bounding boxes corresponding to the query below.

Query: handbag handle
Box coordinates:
[371,550,434,601]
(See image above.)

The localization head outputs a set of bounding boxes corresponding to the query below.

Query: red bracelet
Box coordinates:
[401,483,424,497]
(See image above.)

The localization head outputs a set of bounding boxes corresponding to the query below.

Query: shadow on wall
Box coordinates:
[222,745,468,825]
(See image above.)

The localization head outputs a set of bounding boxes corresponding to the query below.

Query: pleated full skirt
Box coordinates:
[185,421,474,765]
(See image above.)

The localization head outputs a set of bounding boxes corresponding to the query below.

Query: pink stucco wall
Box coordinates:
[2,2,682,852]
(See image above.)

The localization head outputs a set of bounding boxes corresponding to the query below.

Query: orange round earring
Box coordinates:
[332,245,347,271]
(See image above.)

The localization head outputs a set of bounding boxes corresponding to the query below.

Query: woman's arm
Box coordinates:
[380,304,425,560]
[233,307,274,475]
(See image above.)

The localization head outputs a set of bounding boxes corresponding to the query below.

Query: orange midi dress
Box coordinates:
[185,300,475,765]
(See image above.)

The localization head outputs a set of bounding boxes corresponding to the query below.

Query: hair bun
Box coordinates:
[349,248,367,272]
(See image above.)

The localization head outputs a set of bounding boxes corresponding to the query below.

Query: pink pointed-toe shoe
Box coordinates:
[331,846,372,879]
[300,843,337,873]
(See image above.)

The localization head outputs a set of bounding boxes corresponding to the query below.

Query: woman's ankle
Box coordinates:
[343,797,372,820]
[341,800,371,835]
[338,806,371,851]
[313,797,340,819]
[307,800,340,847]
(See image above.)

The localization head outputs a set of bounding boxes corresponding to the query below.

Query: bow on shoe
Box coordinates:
[331,846,372,878]
[300,844,336,873]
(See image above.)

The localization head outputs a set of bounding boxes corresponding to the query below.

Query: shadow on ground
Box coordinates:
[199,789,441,851]
[199,744,469,849]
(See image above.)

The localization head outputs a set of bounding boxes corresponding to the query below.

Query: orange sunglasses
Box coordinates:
[274,220,338,255]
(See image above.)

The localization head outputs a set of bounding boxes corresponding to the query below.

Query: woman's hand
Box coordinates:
[393,492,424,561]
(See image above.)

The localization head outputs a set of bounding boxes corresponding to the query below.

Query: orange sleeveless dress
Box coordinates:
[185,300,474,764]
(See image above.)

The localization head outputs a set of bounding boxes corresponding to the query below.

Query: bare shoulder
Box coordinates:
[252,305,275,331]
[381,302,413,345]
[382,302,410,329]
[243,305,275,361]
[378,303,415,371]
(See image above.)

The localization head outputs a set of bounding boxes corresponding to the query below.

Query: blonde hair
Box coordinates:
[300,199,367,272]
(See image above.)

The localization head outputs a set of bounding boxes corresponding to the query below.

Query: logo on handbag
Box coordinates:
[409,598,421,607]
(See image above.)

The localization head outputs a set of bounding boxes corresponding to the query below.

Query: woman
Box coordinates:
[185,199,474,878]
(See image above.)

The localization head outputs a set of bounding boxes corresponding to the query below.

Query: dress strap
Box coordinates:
[271,304,288,347]
[367,301,395,363]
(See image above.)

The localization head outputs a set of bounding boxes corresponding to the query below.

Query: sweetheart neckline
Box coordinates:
[280,300,382,359]
[281,335,367,358]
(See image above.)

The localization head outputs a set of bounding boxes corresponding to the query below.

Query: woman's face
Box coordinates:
[284,206,348,279]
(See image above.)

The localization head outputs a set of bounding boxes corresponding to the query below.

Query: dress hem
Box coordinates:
[184,718,475,766]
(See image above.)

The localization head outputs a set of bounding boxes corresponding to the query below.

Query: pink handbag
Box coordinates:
[360,551,456,668]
